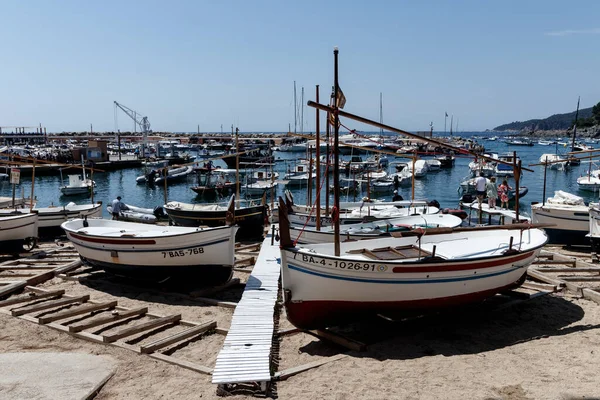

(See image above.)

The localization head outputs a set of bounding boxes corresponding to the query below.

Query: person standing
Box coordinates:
[111,196,128,220]
[475,172,487,206]
[486,176,498,209]
[498,180,512,209]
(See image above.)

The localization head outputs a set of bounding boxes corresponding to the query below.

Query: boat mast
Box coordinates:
[450,115,453,136]
[301,87,304,134]
[571,96,580,152]
[315,85,321,231]
[333,47,341,257]
[294,81,297,134]
[235,126,240,202]
[379,92,383,135]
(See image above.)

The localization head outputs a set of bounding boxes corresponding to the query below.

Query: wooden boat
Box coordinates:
[60,174,95,196]
[164,198,266,240]
[530,191,589,245]
[576,170,600,192]
[61,198,238,284]
[539,154,568,170]
[34,202,102,236]
[588,202,600,257]
[190,168,237,196]
[289,213,463,244]
[0,210,38,253]
[245,171,279,196]
[278,199,548,329]
[284,164,316,187]
[136,165,193,184]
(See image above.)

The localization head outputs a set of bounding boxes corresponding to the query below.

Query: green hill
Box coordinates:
[493,107,593,131]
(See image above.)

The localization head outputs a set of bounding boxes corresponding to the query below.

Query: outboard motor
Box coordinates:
[153,206,166,218]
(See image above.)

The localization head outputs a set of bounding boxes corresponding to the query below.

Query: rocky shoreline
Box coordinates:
[494,125,600,139]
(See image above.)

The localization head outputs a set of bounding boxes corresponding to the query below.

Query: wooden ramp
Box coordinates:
[212,234,280,389]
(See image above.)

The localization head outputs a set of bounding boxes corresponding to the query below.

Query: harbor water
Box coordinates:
[3,132,598,219]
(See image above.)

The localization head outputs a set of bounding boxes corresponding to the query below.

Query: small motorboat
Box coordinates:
[60,175,95,196]
[136,166,193,185]
[34,202,102,236]
[0,210,38,253]
[62,197,239,284]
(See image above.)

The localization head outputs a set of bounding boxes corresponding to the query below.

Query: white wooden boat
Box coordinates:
[577,170,600,192]
[136,165,193,184]
[61,204,238,284]
[289,213,463,244]
[0,210,38,253]
[245,171,279,196]
[284,164,315,187]
[60,175,95,196]
[531,191,589,245]
[539,154,568,170]
[34,202,102,235]
[278,200,548,329]
[588,202,600,256]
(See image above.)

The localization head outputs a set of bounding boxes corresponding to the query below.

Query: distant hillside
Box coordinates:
[493,107,593,131]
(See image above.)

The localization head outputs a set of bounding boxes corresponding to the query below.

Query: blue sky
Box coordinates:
[1,1,599,133]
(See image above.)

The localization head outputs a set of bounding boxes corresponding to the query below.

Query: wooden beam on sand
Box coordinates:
[11,295,90,316]
[149,352,213,375]
[140,320,216,354]
[273,354,348,381]
[68,307,148,333]
[38,300,118,324]
[0,289,65,307]
[102,314,181,343]
[307,329,366,352]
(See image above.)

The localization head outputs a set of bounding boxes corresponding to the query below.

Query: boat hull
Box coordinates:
[164,204,266,240]
[62,221,237,285]
[0,212,39,253]
[531,204,589,245]
[35,203,103,236]
[280,245,541,329]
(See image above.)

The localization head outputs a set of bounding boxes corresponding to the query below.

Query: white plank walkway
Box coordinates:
[212,234,280,386]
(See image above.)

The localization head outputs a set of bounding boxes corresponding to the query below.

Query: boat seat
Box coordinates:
[346,245,433,260]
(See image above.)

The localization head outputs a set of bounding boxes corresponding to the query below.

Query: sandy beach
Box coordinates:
[1,243,600,400]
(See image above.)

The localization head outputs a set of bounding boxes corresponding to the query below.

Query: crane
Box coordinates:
[114,101,151,158]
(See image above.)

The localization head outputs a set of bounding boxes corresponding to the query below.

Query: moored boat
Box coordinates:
[61,198,239,284]
[34,202,102,236]
[0,210,39,253]
[531,191,589,245]
[278,199,548,329]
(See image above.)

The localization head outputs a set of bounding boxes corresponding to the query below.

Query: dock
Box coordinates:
[212,233,281,390]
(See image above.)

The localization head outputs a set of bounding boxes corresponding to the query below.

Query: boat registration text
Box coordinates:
[161,247,204,258]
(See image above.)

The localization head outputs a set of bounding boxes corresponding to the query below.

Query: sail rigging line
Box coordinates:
[292,154,332,246]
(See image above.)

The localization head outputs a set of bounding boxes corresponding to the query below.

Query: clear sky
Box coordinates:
[1,0,599,133]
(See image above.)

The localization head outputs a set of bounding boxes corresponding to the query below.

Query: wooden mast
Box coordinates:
[315,85,321,231]
[235,127,240,202]
[333,47,341,257]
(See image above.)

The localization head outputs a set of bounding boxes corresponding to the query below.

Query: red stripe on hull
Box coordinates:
[284,273,527,329]
[392,251,533,273]
[70,233,156,245]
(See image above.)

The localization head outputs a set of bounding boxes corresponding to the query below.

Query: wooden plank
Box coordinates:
[534,267,600,273]
[140,321,216,354]
[308,329,366,352]
[0,266,57,270]
[149,352,212,375]
[233,267,253,273]
[102,314,181,343]
[192,297,237,308]
[235,243,261,252]
[521,282,557,292]
[19,258,78,264]
[38,300,118,324]
[53,259,83,275]
[274,354,348,381]
[68,307,148,332]
[278,327,301,336]
[11,295,90,317]
[533,260,576,266]
[582,288,600,305]
[527,269,566,287]
[0,289,65,307]
[0,280,27,298]
[234,257,255,266]
[189,279,240,298]
[561,276,600,282]
[25,270,57,286]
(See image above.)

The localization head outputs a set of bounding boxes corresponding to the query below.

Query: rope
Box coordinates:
[292,152,332,246]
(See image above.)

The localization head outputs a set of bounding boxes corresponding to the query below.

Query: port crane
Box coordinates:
[114,101,151,158]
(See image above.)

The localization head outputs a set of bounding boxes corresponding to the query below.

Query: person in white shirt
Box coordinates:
[475,172,487,206]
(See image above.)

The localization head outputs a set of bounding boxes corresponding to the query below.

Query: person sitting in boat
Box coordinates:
[111,196,129,220]
[392,190,403,202]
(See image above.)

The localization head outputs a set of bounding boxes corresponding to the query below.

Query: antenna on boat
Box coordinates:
[278,196,293,248]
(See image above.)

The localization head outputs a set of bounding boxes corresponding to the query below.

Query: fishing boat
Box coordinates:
[245,171,279,196]
[289,213,463,244]
[539,154,568,170]
[588,202,600,258]
[191,168,237,196]
[284,164,316,187]
[61,198,238,284]
[459,177,528,201]
[494,153,520,177]
[164,198,266,240]
[278,199,547,328]
[139,165,193,185]
[0,210,38,253]
[60,174,95,196]
[34,202,102,236]
[531,191,589,245]
[576,170,600,192]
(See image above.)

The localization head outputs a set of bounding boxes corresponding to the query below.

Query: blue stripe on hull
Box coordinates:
[287,263,522,284]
